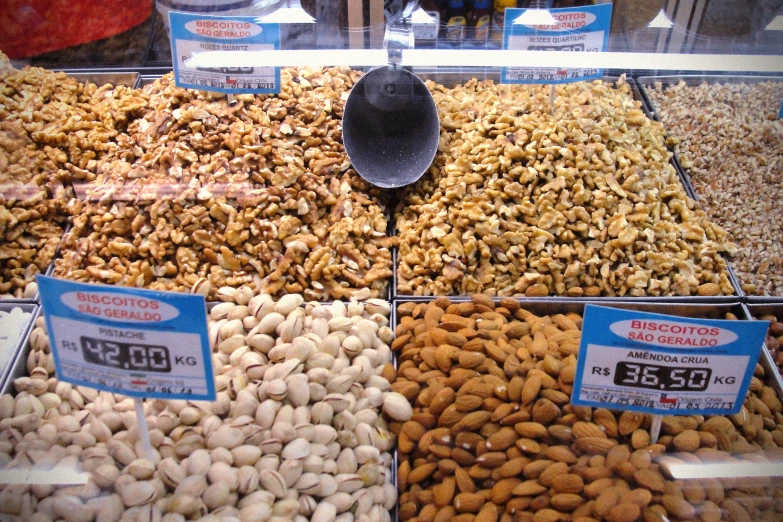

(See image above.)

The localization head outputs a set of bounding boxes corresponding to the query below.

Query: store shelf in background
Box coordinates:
[0,304,39,396]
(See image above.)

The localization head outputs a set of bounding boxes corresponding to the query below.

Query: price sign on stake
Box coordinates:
[572,305,768,417]
[37,276,215,402]
[501,4,613,84]
[170,12,280,94]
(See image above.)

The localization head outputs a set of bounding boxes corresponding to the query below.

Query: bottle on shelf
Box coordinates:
[468,0,492,44]
[444,0,468,44]
[491,0,517,44]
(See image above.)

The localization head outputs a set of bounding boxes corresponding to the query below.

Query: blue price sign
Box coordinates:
[170,12,280,94]
[502,4,612,84]
[38,276,215,401]
[572,305,768,416]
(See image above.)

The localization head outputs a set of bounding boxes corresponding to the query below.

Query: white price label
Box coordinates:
[38,276,215,401]
[572,306,768,416]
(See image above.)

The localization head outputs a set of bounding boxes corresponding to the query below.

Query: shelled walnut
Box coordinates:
[396,77,735,297]
[0,295,399,521]
[391,297,783,522]
[0,65,144,297]
[54,185,393,301]
[90,68,362,189]
[648,80,783,296]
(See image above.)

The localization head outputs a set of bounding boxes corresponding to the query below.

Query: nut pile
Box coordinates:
[396,77,735,297]
[0,65,145,298]
[648,80,783,296]
[756,312,783,377]
[52,68,394,301]
[54,186,393,301]
[0,293,402,521]
[391,297,783,522]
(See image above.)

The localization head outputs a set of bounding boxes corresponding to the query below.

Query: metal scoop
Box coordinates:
[342,66,440,188]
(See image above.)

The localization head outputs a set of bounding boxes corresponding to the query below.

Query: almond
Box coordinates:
[661,495,695,520]
[430,328,450,346]
[672,429,700,452]
[525,283,549,297]
[572,421,607,440]
[544,445,578,464]
[697,282,721,296]
[573,436,618,455]
[619,488,652,508]
[490,478,520,505]
[435,345,454,373]
[476,502,502,522]
[499,457,529,478]
[407,463,437,484]
[551,474,584,494]
[551,493,585,511]
[486,428,517,451]
[606,503,641,522]
[521,376,542,406]
[476,452,507,468]
[454,492,484,513]
[512,479,547,496]
[390,380,420,401]
[593,409,619,438]
[402,420,426,442]
[537,461,569,487]
[594,488,622,518]
[458,352,485,369]
[455,467,477,493]
[633,469,665,493]
[605,445,631,468]
[532,398,561,424]
[455,395,484,413]
[584,478,615,498]
[430,388,456,417]
[432,476,456,507]
[618,411,644,435]
[515,422,548,439]
[453,411,492,433]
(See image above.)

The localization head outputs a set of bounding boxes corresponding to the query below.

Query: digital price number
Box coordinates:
[613,362,711,392]
[81,337,171,373]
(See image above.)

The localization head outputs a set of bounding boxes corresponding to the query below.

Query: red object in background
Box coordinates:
[0,0,153,59]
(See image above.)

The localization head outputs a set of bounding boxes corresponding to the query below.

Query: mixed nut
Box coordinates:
[0,293,404,521]
[755,311,783,379]
[396,77,735,297]
[648,80,783,296]
[391,297,783,521]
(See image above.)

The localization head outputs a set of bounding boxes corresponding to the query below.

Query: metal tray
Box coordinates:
[743,303,783,398]
[0,304,39,394]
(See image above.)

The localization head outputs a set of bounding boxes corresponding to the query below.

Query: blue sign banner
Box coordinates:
[572,305,768,415]
[170,12,280,94]
[502,4,612,84]
[38,276,215,401]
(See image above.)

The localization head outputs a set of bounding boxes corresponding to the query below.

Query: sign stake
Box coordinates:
[650,413,662,444]
[549,84,555,114]
[135,398,155,462]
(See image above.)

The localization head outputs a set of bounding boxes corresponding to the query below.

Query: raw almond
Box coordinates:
[486,428,517,451]
[594,488,622,518]
[402,421,426,442]
[573,436,619,455]
[521,376,542,406]
[407,463,437,484]
[544,445,577,464]
[455,467,477,493]
[618,411,644,436]
[550,493,585,512]
[433,476,456,507]
[619,488,652,508]
[458,352,486,369]
[551,474,584,494]
[606,503,641,522]
[672,429,700,452]
[661,495,695,520]
[490,478,520,505]
[633,469,665,493]
[514,422,548,439]
[512,479,547,496]
[430,388,456,417]
[453,411,492,433]
[572,421,607,439]
[593,409,619,438]
[454,492,484,513]
[430,328,451,347]
[455,395,484,413]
